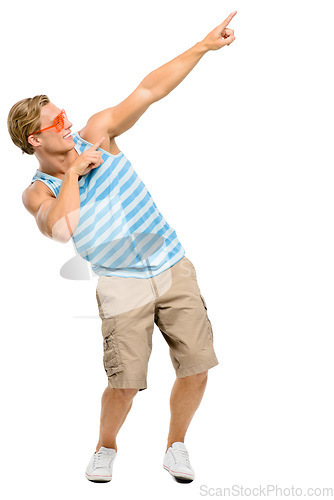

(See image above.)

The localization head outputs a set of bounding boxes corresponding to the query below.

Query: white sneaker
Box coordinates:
[85,446,117,482]
[163,442,195,483]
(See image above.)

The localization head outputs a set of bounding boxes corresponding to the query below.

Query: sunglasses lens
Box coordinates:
[54,113,64,132]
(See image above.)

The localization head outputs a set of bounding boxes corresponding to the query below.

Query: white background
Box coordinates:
[1,0,333,498]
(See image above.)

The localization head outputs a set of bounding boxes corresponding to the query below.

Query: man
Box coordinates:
[8,11,236,483]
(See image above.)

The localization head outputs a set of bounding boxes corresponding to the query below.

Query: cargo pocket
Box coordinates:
[101,317,125,377]
[200,294,214,341]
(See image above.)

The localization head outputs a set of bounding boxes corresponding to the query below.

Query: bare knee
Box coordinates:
[195,370,208,383]
[103,386,139,401]
[115,388,139,399]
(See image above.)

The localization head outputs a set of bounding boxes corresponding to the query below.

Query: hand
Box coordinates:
[201,11,237,51]
[70,136,105,176]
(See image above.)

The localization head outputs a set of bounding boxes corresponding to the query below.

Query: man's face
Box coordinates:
[29,102,74,154]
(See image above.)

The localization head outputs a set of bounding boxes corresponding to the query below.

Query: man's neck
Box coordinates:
[36,148,79,180]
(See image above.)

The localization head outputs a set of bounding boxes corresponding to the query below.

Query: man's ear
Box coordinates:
[27,134,41,148]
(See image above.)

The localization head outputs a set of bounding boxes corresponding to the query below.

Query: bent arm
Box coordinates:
[24,168,81,243]
[43,168,81,242]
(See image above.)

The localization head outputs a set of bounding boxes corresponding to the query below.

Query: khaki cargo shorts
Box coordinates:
[95,255,219,391]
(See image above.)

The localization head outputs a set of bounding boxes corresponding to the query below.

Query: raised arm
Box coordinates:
[84,11,237,139]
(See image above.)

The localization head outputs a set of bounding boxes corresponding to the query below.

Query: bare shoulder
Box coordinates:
[78,120,122,156]
[22,181,55,216]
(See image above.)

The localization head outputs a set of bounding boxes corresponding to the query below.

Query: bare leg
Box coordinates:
[95,387,138,452]
[165,370,208,452]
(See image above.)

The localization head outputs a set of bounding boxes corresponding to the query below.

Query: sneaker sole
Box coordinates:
[85,472,112,483]
[163,464,194,483]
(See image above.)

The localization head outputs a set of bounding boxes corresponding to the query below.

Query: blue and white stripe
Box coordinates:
[30,131,185,278]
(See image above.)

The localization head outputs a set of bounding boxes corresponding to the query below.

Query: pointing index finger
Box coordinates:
[220,10,237,29]
[90,136,105,151]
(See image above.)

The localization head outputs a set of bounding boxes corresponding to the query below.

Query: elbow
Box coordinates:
[149,89,165,103]
[140,83,161,103]
[55,233,72,244]
[45,221,72,243]
[46,227,71,243]
[46,214,77,243]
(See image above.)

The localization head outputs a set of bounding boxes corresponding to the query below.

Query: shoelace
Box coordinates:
[93,450,115,469]
[170,449,191,468]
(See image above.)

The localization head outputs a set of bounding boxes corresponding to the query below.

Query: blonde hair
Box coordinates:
[7,94,50,155]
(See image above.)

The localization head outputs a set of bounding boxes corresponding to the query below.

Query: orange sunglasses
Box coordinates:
[28,109,67,138]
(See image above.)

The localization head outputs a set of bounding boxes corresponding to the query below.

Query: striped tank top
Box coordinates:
[30,131,185,278]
